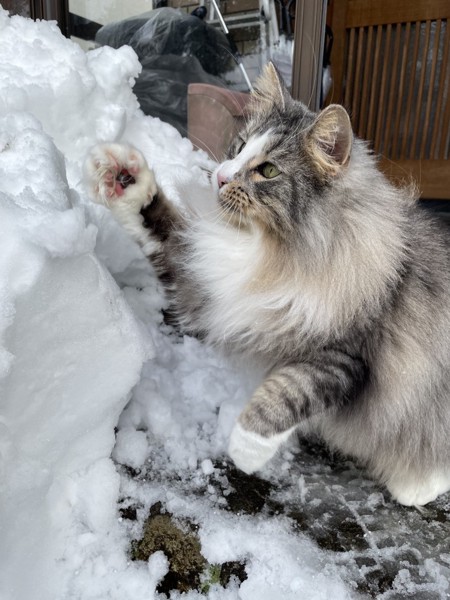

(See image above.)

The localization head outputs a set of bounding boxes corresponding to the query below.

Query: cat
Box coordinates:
[84,63,450,507]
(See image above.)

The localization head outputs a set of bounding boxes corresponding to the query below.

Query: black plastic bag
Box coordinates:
[96,8,233,134]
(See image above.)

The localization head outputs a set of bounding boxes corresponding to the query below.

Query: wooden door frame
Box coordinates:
[327,0,449,199]
[291,0,328,111]
[30,0,69,35]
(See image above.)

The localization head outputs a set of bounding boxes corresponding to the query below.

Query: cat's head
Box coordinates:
[212,63,353,240]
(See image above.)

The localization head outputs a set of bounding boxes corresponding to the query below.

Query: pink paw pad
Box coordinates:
[114,168,136,197]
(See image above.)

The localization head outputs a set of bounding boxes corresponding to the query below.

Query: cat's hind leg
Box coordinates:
[385,468,450,507]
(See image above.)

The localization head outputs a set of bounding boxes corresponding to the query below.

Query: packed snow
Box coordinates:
[0,8,449,600]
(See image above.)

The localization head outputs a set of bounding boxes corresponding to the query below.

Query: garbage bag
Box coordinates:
[134,54,224,134]
[96,8,233,134]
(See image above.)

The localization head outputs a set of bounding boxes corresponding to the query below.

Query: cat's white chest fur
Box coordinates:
[184,213,340,350]
[185,217,276,346]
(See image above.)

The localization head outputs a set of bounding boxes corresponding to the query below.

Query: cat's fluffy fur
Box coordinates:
[84,64,450,506]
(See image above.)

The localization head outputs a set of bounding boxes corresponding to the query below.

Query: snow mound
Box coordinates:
[0,12,151,600]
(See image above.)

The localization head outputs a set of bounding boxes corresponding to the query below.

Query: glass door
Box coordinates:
[63,1,300,135]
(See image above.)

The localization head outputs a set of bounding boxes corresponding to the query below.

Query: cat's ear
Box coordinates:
[306,104,353,176]
[251,62,290,110]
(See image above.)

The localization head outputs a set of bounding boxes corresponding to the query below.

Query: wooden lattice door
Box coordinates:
[328,0,449,199]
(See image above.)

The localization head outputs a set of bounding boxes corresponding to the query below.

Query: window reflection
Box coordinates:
[68,1,294,136]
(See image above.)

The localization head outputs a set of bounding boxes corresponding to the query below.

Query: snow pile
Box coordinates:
[0,55,152,600]
[3,8,446,600]
[0,12,152,600]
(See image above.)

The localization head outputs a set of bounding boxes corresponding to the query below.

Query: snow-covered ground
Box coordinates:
[0,9,449,600]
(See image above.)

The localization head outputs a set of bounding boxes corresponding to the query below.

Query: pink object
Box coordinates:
[187,83,251,162]
[114,182,125,196]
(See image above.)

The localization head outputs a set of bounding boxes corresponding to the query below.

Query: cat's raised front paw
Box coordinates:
[84,143,157,214]
[228,422,296,475]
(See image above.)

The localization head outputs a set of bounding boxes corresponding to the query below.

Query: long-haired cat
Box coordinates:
[84,64,450,506]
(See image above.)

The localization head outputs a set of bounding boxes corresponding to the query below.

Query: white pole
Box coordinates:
[209,0,254,91]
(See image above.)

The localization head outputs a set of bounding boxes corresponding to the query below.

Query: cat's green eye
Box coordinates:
[260,162,281,179]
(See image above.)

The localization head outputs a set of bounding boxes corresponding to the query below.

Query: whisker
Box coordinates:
[198,166,214,183]
[236,206,244,241]
[188,132,221,163]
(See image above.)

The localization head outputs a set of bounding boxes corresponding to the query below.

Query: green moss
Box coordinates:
[201,562,248,594]
[131,503,206,594]
[200,564,222,593]
[130,502,248,595]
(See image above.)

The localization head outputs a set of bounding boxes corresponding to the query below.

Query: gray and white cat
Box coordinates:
[84,64,450,507]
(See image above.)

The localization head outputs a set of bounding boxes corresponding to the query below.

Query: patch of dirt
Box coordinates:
[131,502,206,594]
[130,501,248,595]
[224,466,275,515]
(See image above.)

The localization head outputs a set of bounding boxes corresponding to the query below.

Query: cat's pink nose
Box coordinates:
[217,171,230,189]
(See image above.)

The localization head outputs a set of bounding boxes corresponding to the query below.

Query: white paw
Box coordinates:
[228,423,296,475]
[84,142,157,213]
[386,470,450,507]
